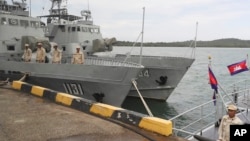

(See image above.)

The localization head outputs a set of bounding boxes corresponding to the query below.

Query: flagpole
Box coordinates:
[208,55,211,67]
[209,56,220,126]
[208,56,232,123]
[208,56,229,105]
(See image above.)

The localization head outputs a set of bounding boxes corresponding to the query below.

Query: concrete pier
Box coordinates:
[0,85,188,141]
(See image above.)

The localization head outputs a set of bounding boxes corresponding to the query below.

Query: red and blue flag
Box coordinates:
[227,60,249,75]
[208,66,218,93]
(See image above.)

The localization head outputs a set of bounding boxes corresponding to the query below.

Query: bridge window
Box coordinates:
[7,45,15,51]
[30,21,40,28]
[77,26,81,32]
[72,27,76,32]
[89,28,93,33]
[82,27,87,32]
[60,26,65,32]
[88,28,99,33]
[93,28,99,33]
[68,26,71,32]
[9,18,18,26]
[20,20,29,27]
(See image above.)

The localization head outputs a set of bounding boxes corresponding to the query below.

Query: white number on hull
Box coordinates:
[138,69,150,77]
[63,83,84,95]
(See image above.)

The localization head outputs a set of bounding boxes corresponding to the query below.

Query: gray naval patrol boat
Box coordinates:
[0,0,144,107]
[39,0,195,101]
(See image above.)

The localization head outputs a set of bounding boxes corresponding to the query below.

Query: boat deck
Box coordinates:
[170,79,250,141]
[190,96,250,141]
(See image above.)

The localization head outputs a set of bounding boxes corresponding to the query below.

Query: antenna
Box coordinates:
[139,7,145,65]
[87,0,89,11]
[29,0,31,16]
[124,7,145,64]
[194,22,198,49]
[189,22,198,59]
[193,22,198,58]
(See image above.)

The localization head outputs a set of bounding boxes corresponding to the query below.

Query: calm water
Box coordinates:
[112,46,250,120]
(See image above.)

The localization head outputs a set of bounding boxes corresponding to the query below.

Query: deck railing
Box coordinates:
[62,55,144,68]
[169,79,250,139]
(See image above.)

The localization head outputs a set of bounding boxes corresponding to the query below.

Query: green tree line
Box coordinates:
[114,38,250,48]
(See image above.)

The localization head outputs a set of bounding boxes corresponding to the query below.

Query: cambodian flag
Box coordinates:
[208,66,218,93]
[227,60,249,75]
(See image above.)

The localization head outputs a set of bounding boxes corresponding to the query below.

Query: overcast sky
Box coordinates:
[29,0,250,42]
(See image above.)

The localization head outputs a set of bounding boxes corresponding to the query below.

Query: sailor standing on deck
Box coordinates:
[22,43,32,62]
[36,42,46,63]
[72,46,84,64]
[218,104,243,141]
[51,44,62,64]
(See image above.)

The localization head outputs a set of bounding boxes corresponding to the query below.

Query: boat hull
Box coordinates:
[128,85,175,101]
[0,60,143,107]
[115,55,195,101]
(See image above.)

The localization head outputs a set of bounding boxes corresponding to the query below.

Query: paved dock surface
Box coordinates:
[0,87,188,141]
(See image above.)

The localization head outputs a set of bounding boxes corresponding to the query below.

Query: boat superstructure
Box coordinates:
[0,0,47,61]
[39,0,116,60]
[0,0,144,107]
[40,0,195,101]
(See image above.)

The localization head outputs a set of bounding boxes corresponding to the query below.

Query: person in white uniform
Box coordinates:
[218,104,243,141]
[72,46,84,64]
[22,43,32,62]
[36,42,46,63]
[51,44,62,64]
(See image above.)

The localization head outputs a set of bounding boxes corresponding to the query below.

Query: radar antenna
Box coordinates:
[49,0,68,23]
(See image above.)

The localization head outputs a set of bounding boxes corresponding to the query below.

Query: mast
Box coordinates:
[193,22,198,58]
[139,7,145,65]
[87,0,89,11]
[29,0,31,16]
[49,0,63,23]
[191,22,198,58]
[194,22,198,49]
